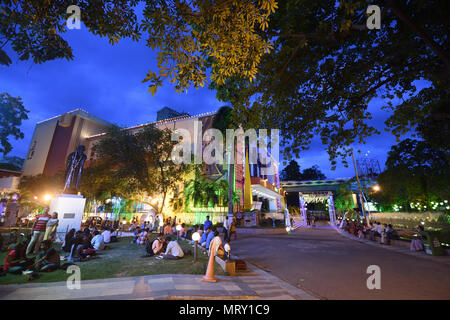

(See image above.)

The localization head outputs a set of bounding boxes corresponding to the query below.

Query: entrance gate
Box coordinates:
[292,191,336,228]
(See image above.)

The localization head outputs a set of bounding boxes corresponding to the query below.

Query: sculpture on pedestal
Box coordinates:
[63,145,87,194]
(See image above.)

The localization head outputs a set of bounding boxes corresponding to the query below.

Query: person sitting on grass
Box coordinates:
[163,223,172,235]
[102,227,112,244]
[83,227,92,242]
[157,236,185,260]
[110,229,119,242]
[34,240,60,272]
[205,227,216,250]
[137,228,149,245]
[3,243,35,274]
[132,227,141,243]
[178,223,186,238]
[62,228,76,252]
[200,227,211,247]
[142,233,165,258]
[91,230,105,251]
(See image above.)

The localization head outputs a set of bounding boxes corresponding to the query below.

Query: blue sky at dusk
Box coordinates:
[1,20,418,179]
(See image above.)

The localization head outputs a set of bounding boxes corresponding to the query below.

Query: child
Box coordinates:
[224,239,231,261]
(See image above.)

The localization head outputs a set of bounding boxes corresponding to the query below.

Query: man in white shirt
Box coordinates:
[159,236,184,260]
[102,227,112,244]
[91,231,105,251]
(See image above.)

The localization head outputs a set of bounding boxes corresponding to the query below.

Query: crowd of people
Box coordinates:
[339,217,427,251]
[1,208,70,279]
[2,211,237,279]
[1,208,122,279]
[130,215,236,261]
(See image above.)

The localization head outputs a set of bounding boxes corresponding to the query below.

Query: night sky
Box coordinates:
[1,20,420,179]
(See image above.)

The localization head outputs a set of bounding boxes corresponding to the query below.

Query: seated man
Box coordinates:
[158,236,184,260]
[102,227,112,244]
[205,227,216,250]
[110,229,119,243]
[35,240,60,272]
[3,243,34,273]
[137,228,149,245]
[132,227,141,243]
[91,230,105,251]
[200,227,211,247]
[143,233,165,257]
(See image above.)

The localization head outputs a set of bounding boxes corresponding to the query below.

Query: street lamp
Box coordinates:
[192,232,200,263]
[176,224,182,241]
[286,226,291,233]
[372,185,381,192]
[44,194,52,201]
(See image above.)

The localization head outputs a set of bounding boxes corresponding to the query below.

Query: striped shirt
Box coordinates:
[34,214,51,231]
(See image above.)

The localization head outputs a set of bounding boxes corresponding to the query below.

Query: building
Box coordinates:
[156,106,189,121]
[22,107,285,224]
[22,109,112,177]
[0,169,21,193]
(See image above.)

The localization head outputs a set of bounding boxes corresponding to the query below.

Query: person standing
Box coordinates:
[204,215,213,232]
[223,216,230,242]
[43,212,59,241]
[229,217,237,241]
[26,209,51,256]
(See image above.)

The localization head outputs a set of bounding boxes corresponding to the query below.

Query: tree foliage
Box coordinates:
[91,124,187,214]
[300,165,327,180]
[373,138,449,210]
[0,93,29,156]
[184,174,229,209]
[0,155,24,171]
[1,0,277,95]
[0,0,141,66]
[281,160,301,181]
[213,0,449,168]
[281,160,326,181]
[334,183,356,213]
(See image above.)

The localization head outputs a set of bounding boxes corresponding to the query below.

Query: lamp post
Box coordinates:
[286,226,291,233]
[192,232,200,263]
[176,224,181,241]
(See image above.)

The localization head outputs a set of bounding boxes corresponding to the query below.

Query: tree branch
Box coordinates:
[387,0,450,76]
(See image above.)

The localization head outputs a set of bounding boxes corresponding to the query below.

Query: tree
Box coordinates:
[281,160,302,180]
[373,138,449,210]
[213,0,449,168]
[1,0,277,94]
[334,183,356,214]
[93,124,187,215]
[0,156,24,171]
[299,165,327,180]
[0,0,141,66]
[18,173,64,212]
[0,93,29,156]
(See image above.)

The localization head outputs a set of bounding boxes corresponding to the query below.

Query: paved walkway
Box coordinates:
[335,227,450,266]
[0,260,316,300]
[231,224,450,299]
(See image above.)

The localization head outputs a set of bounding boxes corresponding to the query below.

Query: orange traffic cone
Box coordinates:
[202,249,217,283]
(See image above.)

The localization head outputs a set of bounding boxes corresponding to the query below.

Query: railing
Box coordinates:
[250,176,284,196]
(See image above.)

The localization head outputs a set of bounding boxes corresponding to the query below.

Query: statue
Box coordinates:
[63,145,87,194]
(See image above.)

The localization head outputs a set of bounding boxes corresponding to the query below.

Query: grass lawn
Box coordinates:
[0,234,225,285]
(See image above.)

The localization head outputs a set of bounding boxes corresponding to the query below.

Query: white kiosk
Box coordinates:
[50,194,86,242]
